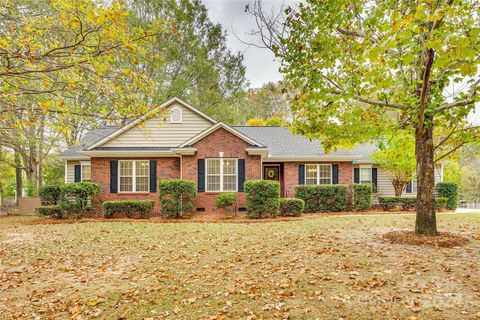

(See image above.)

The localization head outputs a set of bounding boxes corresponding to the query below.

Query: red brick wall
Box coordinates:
[282,162,353,197]
[182,127,262,212]
[91,157,180,214]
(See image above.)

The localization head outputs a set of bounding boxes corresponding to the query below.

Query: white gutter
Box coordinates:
[80,150,174,157]
[264,156,360,162]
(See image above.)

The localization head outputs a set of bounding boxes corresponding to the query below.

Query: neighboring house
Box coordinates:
[60,97,443,212]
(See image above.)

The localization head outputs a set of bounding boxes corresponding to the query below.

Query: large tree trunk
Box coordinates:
[14,150,22,205]
[415,122,437,236]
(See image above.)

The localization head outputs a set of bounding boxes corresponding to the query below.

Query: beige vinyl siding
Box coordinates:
[374,163,443,197]
[103,102,213,147]
[65,161,80,183]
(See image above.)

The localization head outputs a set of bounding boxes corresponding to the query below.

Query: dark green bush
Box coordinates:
[378,197,448,211]
[295,185,349,212]
[352,184,372,211]
[159,179,196,218]
[62,181,101,218]
[37,205,64,219]
[435,197,448,210]
[103,200,155,218]
[216,193,237,209]
[279,198,304,217]
[39,185,63,205]
[378,196,400,211]
[244,180,280,218]
[436,182,458,209]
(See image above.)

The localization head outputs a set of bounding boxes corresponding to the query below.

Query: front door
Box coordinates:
[264,166,280,181]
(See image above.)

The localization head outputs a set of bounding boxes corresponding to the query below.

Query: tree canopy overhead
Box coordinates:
[260,0,479,235]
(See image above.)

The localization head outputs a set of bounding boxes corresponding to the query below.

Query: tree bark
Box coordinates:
[415,120,437,236]
[392,180,406,197]
[14,150,22,205]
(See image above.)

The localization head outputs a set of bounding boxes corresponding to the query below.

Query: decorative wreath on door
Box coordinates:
[267,170,276,178]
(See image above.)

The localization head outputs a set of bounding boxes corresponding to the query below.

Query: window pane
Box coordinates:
[223,159,237,175]
[207,159,220,174]
[81,165,91,181]
[136,177,149,192]
[136,160,149,176]
[120,177,133,192]
[306,165,318,179]
[306,178,317,185]
[223,175,237,191]
[120,161,133,176]
[319,165,331,179]
[171,107,182,122]
[319,178,331,185]
[360,168,371,183]
[207,175,220,191]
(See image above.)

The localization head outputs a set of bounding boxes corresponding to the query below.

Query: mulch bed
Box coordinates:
[382,230,471,248]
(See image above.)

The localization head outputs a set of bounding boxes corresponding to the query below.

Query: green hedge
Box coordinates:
[62,182,101,218]
[215,192,237,209]
[378,197,449,211]
[295,185,349,212]
[103,200,155,218]
[37,205,64,219]
[279,198,304,217]
[39,185,63,205]
[159,179,196,218]
[351,184,372,211]
[436,182,458,209]
[244,180,280,219]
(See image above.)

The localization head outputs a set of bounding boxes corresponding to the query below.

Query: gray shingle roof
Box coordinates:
[233,126,378,159]
[90,147,172,151]
[61,126,119,158]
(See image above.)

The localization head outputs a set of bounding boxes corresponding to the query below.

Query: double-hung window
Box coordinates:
[360,167,372,184]
[206,158,237,192]
[81,162,91,181]
[119,160,149,192]
[305,164,332,185]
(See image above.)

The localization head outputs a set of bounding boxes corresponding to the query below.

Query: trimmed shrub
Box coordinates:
[436,182,458,210]
[159,179,196,218]
[39,185,63,205]
[37,205,63,219]
[244,180,280,219]
[103,200,154,218]
[351,184,372,211]
[295,185,349,212]
[435,197,448,210]
[378,196,400,211]
[62,181,101,218]
[279,198,304,217]
[378,197,449,211]
[216,193,237,209]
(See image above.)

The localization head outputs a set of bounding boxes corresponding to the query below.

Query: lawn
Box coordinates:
[1,213,479,320]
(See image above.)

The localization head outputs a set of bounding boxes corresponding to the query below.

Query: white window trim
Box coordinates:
[118,160,150,193]
[170,106,183,123]
[359,165,372,184]
[305,164,332,185]
[79,161,91,181]
[205,158,238,192]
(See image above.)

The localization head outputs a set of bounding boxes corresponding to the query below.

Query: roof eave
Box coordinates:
[80,150,174,157]
[264,156,361,162]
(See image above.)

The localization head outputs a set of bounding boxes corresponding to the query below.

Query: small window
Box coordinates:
[360,167,372,184]
[206,158,238,192]
[119,160,149,192]
[81,164,91,181]
[305,164,332,185]
[170,107,182,123]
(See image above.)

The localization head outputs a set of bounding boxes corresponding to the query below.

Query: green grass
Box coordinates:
[1,213,479,319]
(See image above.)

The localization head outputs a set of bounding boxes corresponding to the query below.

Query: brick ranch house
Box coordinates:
[60,97,443,213]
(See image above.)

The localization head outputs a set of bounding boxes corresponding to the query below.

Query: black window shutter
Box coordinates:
[74,165,81,182]
[238,159,245,192]
[298,164,305,185]
[149,160,157,193]
[353,168,360,183]
[332,164,339,184]
[198,159,205,192]
[110,160,118,193]
[372,168,378,193]
[406,181,412,193]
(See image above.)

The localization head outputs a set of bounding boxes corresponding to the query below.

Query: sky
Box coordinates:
[203,0,301,88]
